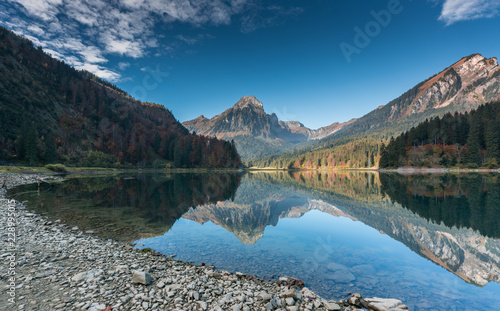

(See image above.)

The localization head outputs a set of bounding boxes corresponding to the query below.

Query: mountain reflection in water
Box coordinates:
[10,171,500,311]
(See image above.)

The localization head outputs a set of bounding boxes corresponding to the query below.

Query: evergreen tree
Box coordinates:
[43,133,57,164]
[174,140,182,168]
[466,118,481,166]
[379,143,389,168]
[485,118,500,159]
[16,120,29,160]
[378,102,500,168]
[153,132,161,153]
[24,122,38,166]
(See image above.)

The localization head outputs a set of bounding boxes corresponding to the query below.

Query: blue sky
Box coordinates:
[1,0,500,129]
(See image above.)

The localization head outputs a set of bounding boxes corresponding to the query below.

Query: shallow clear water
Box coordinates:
[11,171,500,311]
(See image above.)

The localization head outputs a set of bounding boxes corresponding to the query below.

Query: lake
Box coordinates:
[10,171,500,311]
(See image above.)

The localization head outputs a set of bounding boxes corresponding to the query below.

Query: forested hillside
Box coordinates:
[0,26,240,168]
[379,101,500,168]
[250,138,381,169]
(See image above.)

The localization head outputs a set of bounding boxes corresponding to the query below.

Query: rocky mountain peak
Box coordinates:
[491,57,499,67]
[452,53,497,78]
[379,53,500,119]
[182,95,355,160]
[282,121,305,128]
[233,95,264,111]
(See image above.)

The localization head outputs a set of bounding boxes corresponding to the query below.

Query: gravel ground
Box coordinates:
[0,173,408,311]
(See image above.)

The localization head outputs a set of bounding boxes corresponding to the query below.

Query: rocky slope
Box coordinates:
[330,53,500,140]
[278,120,356,141]
[387,53,499,119]
[182,96,353,160]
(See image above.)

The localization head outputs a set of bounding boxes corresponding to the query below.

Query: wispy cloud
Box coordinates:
[176,34,214,45]
[118,62,131,71]
[438,0,500,25]
[13,0,62,22]
[241,5,303,34]
[77,63,122,81]
[1,0,302,81]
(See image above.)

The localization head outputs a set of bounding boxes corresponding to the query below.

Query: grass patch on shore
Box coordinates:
[0,166,52,173]
[0,165,119,174]
[44,164,68,172]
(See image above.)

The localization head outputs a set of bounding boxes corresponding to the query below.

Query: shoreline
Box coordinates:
[380,167,500,174]
[0,172,408,311]
[2,165,500,177]
[247,167,500,173]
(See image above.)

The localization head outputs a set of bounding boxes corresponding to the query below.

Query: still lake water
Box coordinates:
[10,171,500,310]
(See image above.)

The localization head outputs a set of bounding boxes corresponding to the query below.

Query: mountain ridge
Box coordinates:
[182,95,354,160]
[336,53,500,139]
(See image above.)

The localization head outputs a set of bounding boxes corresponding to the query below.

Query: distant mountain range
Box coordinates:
[182,95,355,160]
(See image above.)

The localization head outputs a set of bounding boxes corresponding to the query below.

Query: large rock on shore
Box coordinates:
[364,297,409,311]
[71,269,104,283]
[132,271,152,285]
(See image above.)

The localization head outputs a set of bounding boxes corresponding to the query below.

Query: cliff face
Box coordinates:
[393,54,500,119]
[278,119,357,141]
[183,96,277,139]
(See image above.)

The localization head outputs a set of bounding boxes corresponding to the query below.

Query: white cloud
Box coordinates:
[176,35,200,45]
[78,46,108,64]
[23,34,42,46]
[2,0,302,81]
[240,5,303,34]
[439,0,500,25]
[43,48,66,59]
[27,24,44,35]
[12,0,62,21]
[102,34,145,58]
[76,63,121,81]
[118,62,130,70]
